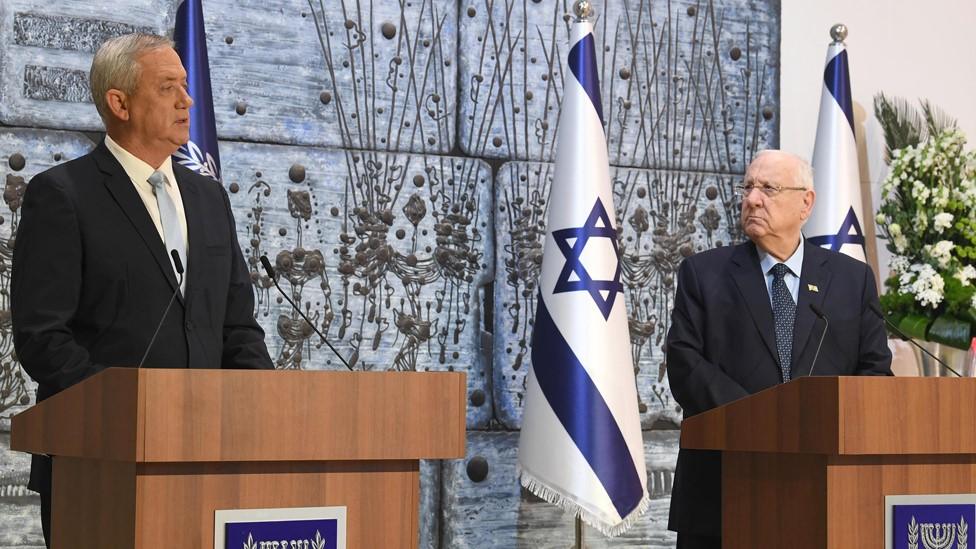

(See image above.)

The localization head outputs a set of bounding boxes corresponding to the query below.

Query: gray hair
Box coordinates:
[752,149,815,189]
[90,33,174,122]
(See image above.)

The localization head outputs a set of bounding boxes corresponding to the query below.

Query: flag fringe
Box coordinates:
[519,470,651,538]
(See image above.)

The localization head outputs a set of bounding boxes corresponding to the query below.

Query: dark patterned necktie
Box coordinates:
[771,263,795,382]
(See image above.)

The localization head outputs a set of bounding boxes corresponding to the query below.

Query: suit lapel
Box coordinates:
[173,165,203,294]
[791,242,832,377]
[729,242,779,364]
[94,142,182,298]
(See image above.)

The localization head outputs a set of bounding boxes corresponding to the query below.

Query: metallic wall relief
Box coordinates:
[0,0,169,129]
[199,0,457,152]
[220,141,494,427]
[458,0,779,169]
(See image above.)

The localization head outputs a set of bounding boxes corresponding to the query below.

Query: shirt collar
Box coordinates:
[758,237,804,277]
[104,134,176,189]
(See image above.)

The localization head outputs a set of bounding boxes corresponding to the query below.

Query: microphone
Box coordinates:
[259,255,353,371]
[137,250,184,369]
[807,303,829,377]
[867,303,961,377]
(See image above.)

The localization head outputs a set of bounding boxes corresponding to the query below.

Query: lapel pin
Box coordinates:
[807,283,819,293]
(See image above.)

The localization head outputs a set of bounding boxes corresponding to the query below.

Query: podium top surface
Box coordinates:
[10,368,467,462]
[680,376,976,456]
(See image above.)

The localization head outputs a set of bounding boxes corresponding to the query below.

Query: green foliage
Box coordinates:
[928,315,972,349]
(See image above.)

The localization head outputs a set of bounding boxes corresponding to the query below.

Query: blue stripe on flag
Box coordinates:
[823,49,855,136]
[531,295,644,518]
[568,33,604,126]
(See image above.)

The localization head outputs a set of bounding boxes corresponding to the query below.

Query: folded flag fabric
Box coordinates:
[173,0,222,181]
[806,29,866,261]
[518,8,649,537]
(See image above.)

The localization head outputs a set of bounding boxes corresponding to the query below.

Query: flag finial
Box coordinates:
[574,0,593,21]
[830,23,848,44]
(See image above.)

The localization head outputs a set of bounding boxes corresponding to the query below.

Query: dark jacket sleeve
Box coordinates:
[855,262,893,376]
[666,256,749,416]
[11,173,106,392]
[216,182,273,370]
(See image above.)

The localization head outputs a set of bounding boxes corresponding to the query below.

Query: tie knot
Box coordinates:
[771,263,791,280]
[147,171,168,190]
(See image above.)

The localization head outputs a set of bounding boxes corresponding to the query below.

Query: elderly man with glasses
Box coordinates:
[664,149,892,548]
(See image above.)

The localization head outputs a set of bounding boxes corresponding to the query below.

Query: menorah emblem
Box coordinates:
[908,516,969,549]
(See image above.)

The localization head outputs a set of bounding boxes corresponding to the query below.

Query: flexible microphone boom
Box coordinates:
[867,303,961,377]
[807,303,829,377]
[259,255,353,371]
[137,250,184,369]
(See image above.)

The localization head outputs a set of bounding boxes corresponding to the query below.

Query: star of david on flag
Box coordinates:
[805,30,866,261]
[552,198,624,320]
[517,7,648,538]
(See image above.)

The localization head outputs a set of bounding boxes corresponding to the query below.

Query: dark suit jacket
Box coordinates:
[665,240,892,537]
[11,141,273,493]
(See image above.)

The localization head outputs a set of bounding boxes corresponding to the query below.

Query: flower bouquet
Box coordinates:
[874,102,976,351]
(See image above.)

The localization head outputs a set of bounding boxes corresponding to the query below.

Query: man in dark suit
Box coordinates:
[665,150,892,548]
[11,33,273,547]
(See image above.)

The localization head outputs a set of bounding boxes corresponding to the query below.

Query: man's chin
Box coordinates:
[743,225,766,241]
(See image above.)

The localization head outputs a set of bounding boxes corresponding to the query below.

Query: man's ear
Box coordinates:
[800,189,816,220]
[105,89,130,122]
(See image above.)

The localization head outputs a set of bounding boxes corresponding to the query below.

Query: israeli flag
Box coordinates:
[806,32,866,261]
[517,13,648,537]
[173,0,221,181]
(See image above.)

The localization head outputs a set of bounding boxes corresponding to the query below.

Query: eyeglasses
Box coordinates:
[736,182,808,198]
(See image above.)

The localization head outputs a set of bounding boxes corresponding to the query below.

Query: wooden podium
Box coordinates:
[680,376,976,548]
[10,368,466,549]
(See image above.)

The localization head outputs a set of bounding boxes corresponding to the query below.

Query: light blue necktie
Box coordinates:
[147,171,186,292]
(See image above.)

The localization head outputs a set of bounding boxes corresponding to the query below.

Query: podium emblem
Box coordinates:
[887,497,976,549]
[214,506,346,549]
[907,515,969,549]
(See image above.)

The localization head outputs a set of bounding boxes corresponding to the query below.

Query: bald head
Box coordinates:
[750,150,814,190]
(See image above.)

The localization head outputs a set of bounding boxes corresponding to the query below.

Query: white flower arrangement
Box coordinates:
[956,265,976,287]
[876,127,976,349]
[933,212,954,233]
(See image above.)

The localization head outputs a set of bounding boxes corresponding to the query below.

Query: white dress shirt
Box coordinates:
[103,135,189,279]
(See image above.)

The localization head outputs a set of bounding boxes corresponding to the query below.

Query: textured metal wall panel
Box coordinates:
[441,430,679,548]
[0,0,167,129]
[493,160,743,429]
[458,0,779,170]
[199,0,456,152]
[220,141,494,427]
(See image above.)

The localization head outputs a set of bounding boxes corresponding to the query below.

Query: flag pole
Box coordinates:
[570,7,592,549]
[576,515,584,548]
[569,5,593,549]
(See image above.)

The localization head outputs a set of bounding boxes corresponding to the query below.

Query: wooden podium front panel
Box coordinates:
[826,455,976,549]
[723,452,827,549]
[134,460,419,549]
[52,457,137,549]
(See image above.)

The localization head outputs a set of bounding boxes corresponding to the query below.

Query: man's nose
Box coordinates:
[742,187,764,206]
[178,87,194,109]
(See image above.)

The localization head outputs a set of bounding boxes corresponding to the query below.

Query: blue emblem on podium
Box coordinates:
[887,496,976,549]
[214,507,346,549]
